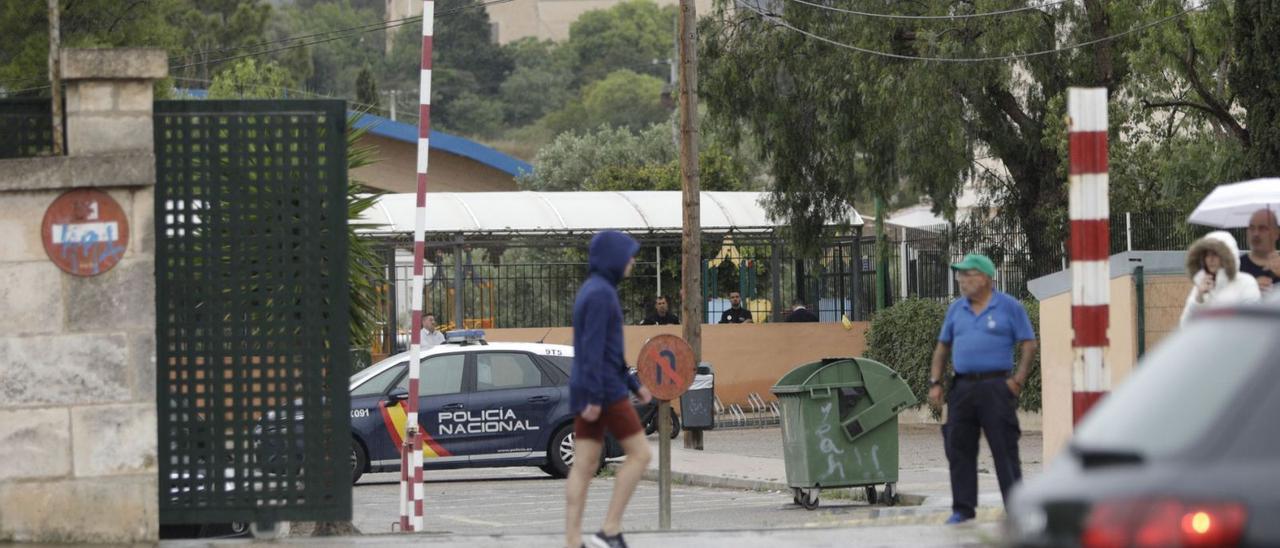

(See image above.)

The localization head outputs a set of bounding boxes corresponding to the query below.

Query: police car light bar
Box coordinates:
[444,329,487,345]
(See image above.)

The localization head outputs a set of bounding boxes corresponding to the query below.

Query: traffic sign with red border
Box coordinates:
[41,189,129,277]
[636,334,696,401]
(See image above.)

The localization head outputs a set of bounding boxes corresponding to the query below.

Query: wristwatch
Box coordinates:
[929,377,941,387]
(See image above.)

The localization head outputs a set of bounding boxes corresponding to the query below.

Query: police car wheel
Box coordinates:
[350,439,367,485]
[545,424,575,478]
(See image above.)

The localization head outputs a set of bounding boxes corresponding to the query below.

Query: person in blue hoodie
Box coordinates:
[565,230,652,548]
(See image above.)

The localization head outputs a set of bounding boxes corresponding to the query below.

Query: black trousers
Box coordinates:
[942,376,1022,518]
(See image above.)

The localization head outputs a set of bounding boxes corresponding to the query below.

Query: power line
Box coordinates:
[781,0,1071,20]
[168,14,422,63]
[735,0,1212,63]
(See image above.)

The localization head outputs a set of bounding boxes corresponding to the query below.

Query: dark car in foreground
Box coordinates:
[1007,305,1280,546]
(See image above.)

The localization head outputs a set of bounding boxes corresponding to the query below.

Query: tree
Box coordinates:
[0,0,185,94]
[567,0,677,84]
[1233,0,1280,176]
[581,70,669,130]
[356,65,378,110]
[518,123,676,191]
[377,0,512,136]
[519,122,750,191]
[208,58,292,99]
[276,0,382,96]
[501,66,573,126]
[701,0,1147,269]
[170,0,274,84]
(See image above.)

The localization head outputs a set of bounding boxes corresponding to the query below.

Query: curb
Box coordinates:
[613,464,929,506]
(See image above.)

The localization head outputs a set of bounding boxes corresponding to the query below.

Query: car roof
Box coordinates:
[351,341,574,385]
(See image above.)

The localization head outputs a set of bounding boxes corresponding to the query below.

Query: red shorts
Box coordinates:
[574,398,643,442]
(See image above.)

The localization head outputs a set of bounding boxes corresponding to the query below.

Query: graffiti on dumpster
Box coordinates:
[816,401,847,480]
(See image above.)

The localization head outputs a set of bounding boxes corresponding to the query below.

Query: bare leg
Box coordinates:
[565,437,603,548]
[601,432,652,536]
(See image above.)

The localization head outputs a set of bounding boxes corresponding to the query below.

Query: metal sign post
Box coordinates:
[636,334,696,530]
[402,0,436,533]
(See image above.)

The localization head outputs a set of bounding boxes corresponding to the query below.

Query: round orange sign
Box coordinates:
[636,334,696,401]
[41,189,130,277]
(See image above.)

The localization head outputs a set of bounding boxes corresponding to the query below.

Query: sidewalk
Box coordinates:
[618,424,1040,524]
[166,522,1005,547]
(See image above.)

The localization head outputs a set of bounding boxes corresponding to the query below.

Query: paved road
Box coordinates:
[697,424,1043,475]
[351,468,964,537]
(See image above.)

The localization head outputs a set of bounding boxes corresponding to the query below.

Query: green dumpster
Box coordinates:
[771,357,917,510]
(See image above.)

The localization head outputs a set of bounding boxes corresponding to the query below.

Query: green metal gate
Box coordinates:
[154,100,352,526]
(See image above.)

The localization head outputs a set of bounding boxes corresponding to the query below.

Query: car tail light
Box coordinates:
[1082,499,1247,548]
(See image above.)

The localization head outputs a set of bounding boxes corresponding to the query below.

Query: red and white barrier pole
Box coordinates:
[1068,87,1109,425]
[401,0,435,533]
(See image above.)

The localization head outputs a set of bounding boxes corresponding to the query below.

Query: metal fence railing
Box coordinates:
[363,209,1226,343]
[0,98,60,159]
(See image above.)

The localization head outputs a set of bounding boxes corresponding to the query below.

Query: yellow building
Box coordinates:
[352,112,529,193]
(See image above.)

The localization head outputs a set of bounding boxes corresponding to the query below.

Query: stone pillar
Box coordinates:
[0,48,165,544]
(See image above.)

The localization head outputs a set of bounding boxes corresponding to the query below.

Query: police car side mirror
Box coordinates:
[387,389,409,404]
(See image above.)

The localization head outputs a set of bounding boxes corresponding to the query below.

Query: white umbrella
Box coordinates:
[1187,178,1280,228]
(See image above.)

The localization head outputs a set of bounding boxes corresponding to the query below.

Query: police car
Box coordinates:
[346,330,622,483]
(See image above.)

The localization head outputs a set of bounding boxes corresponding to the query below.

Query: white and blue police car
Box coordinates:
[344,330,623,483]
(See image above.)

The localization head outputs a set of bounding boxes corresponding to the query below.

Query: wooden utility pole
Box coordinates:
[669,0,700,530]
[48,0,63,156]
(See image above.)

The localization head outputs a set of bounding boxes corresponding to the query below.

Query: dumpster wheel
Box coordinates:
[864,485,878,505]
[793,488,820,510]
[883,483,898,506]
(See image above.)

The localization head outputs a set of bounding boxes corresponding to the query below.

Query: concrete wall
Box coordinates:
[0,49,164,543]
[352,134,519,194]
[1039,272,1188,465]
[487,323,868,406]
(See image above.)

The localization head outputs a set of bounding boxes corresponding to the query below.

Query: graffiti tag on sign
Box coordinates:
[635,334,695,401]
[41,189,130,277]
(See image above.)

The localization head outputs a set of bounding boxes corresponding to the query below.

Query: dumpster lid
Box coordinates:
[771,357,863,394]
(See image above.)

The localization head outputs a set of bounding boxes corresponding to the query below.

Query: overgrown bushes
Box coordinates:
[865,298,1042,414]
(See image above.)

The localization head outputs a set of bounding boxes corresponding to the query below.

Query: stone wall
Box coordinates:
[0,48,165,544]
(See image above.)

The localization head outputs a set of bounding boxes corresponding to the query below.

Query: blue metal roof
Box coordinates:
[173,89,532,177]
[352,113,532,177]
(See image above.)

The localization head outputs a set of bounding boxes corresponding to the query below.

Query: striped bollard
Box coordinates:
[1068,87,1109,425]
[401,0,435,533]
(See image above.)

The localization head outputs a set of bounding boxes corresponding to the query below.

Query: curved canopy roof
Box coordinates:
[358,191,863,235]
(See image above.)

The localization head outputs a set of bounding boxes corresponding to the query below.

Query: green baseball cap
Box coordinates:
[951,253,995,278]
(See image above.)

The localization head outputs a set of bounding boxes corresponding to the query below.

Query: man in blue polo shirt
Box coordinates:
[928,253,1037,524]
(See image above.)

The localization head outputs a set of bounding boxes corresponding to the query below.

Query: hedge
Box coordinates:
[864,298,1043,415]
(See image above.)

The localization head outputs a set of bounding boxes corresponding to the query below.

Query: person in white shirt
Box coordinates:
[419,312,445,350]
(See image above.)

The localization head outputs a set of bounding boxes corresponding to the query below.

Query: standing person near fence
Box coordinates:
[1240,208,1280,294]
[719,291,753,324]
[640,295,680,325]
[565,230,653,548]
[927,253,1037,524]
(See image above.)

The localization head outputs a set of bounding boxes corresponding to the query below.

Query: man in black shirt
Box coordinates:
[720,291,753,324]
[1241,208,1280,294]
[785,300,819,322]
[640,295,680,325]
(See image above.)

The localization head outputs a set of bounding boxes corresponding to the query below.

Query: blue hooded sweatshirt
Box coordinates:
[569,230,642,413]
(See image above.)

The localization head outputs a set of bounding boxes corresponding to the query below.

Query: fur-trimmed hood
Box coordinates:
[1186,231,1242,280]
